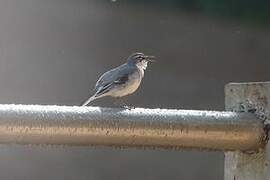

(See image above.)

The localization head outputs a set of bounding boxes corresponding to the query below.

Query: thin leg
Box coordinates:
[113,98,135,110]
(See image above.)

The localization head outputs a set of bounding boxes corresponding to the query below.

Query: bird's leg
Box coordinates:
[113,98,125,107]
[121,96,136,110]
[113,98,134,110]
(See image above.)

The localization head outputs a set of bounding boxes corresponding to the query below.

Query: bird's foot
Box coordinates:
[123,105,135,110]
[114,99,134,110]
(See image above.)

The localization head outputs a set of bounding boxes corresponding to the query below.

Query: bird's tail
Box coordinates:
[80,95,98,106]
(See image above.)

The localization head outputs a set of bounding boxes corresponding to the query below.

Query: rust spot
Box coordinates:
[247,108,256,113]
[263,123,270,144]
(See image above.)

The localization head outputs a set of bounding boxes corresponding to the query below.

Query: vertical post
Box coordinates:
[224,82,270,180]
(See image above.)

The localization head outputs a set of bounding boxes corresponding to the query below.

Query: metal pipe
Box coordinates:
[0,104,264,151]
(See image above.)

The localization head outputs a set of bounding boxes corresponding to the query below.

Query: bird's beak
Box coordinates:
[144,55,156,62]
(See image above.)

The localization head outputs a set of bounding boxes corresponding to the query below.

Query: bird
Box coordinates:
[81,52,155,106]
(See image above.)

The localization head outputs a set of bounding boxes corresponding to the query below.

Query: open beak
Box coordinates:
[144,55,156,62]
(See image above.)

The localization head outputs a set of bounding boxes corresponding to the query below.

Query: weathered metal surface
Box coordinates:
[0,104,264,151]
[224,82,270,180]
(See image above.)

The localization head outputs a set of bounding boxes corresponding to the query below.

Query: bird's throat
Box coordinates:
[136,61,148,71]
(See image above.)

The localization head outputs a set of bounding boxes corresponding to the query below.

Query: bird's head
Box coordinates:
[127,52,155,70]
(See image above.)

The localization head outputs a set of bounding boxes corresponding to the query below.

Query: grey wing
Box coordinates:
[95,66,122,90]
[93,64,136,96]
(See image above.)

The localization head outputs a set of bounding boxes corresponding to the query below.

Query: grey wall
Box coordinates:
[0,0,269,179]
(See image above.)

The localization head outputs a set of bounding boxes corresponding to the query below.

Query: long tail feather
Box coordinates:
[81,95,97,106]
[81,85,111,106]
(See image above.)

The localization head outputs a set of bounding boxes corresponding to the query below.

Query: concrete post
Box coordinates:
[225,82,270,180]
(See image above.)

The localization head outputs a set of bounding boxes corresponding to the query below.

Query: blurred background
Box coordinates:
[0,0,269,179]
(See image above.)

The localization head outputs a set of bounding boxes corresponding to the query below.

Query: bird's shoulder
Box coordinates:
[95,63,137,90]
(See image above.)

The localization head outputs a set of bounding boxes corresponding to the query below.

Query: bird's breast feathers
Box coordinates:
[109,71,142,97]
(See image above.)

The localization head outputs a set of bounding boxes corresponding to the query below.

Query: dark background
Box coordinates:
[0,0,269,179]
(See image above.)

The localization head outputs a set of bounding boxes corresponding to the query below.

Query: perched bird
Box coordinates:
[81,52,155,106]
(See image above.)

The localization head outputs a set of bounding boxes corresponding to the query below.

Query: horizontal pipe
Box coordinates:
[0,104,264,151]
